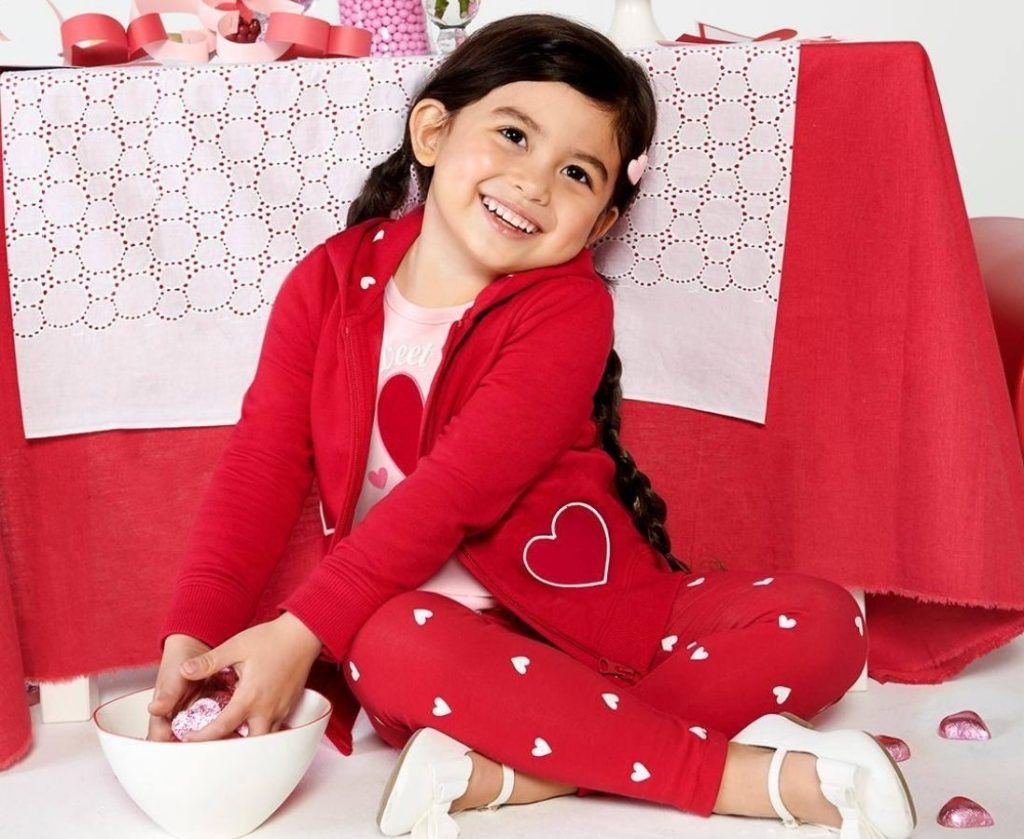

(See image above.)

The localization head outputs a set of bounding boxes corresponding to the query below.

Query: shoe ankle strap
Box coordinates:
[481,764,515,811]
[767,748,800,828]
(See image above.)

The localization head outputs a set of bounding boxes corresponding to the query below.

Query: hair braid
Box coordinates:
[592,347,692,573]
[346,137,421,228]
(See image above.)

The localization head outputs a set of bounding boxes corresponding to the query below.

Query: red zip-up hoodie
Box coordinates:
[160,205,687,754]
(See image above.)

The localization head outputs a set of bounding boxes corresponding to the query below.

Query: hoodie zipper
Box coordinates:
[494,583,644,686]
[596,658,642,684]
[332,310,470,547]
[458,549,643,685]
[418,316,469,457]
[329,323,367,552]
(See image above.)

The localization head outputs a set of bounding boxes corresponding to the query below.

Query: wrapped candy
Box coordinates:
[938,710,992,741]
[875,735,911,763]
[937,796,995,828]
[171,668,250,742]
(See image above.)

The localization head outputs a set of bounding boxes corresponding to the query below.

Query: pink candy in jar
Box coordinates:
[338,0,431,56]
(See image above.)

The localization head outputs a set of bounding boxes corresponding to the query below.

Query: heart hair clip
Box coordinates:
[626,150,649,186]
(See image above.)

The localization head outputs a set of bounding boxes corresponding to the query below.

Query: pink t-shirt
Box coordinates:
[350,278,498,612]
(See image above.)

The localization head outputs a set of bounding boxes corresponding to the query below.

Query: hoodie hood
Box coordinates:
[324,204,601,324]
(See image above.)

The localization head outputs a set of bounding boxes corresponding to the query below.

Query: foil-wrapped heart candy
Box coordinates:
[937,796,995,828]
[938,710,991,741]
[875,735,911,762]
[170,667,249,741]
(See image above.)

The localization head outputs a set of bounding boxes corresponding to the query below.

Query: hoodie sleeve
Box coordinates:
[280,275,614,663]
[157,245,331,650]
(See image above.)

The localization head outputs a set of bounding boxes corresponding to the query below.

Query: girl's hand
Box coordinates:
[175,612,324,741]
[146,633,212,742]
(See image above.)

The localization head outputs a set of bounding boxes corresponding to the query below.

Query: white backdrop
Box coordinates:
[0,0,1019,217]
[472,0,1023,220]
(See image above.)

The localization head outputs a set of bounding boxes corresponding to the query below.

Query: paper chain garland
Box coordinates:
[60,0,372,67]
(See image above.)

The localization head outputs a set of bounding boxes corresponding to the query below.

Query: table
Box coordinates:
[3,41,1024,771]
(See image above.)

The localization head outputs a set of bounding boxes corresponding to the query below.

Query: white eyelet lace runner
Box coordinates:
[1,44,797,438]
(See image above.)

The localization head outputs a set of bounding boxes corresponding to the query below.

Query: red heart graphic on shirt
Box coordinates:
[523,503,610,588]
[378,373,423,476]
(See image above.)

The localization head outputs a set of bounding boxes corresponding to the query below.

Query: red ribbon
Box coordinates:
[59,1,372,67]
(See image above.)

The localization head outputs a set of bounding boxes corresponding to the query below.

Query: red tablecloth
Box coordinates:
[3,42,1024,770]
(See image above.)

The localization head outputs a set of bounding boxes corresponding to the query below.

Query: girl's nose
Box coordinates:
[512,166,551,205]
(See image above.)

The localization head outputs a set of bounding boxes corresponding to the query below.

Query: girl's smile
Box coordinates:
[479,194,540,238]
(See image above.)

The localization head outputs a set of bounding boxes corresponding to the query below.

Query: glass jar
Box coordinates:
[338,0,432,56]
[422,0,481,54]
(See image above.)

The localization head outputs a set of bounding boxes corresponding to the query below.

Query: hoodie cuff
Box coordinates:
[158,585,255,652]
[277,566,379,665]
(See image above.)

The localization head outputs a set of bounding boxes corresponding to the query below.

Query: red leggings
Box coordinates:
[343,570,866,817]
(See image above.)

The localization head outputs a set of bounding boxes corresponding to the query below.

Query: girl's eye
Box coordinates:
[564,165,591,187]
[500,127,526,146]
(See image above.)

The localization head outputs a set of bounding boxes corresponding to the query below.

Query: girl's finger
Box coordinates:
[180,646,232,683]
[246,715,273,738]
[146,711,174,742]
[146,689,169,716]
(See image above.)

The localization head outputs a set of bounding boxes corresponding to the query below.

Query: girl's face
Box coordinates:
[410,81,622,281]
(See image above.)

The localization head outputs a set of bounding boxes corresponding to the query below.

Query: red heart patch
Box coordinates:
[378,373,423,476]
[523,503,610,588]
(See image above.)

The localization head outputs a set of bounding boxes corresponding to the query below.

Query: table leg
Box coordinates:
[847,587,868,692]
[39,675,99,723]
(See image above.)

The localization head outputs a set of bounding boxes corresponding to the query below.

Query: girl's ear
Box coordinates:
[586,206,620,248]
[409,98,451,167]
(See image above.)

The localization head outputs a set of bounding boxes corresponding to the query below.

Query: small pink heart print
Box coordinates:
[368,467,388,489]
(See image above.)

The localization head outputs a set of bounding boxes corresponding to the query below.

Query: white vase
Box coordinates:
[606,0,666,49]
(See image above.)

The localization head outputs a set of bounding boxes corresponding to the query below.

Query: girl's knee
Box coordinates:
[779,573,866,682]
[346,591,472,722]
[348,590,466,670]
[776,573,862,621]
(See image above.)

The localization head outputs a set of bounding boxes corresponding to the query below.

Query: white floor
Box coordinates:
[4,635,1024,839]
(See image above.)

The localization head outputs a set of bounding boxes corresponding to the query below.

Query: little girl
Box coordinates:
[147,13,916,838]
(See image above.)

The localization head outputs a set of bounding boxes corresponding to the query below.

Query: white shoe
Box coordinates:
[731,713,917,838]
[377,727,516,838]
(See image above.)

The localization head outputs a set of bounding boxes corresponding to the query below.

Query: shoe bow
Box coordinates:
[816,758,888,839]
[410,758,468,839]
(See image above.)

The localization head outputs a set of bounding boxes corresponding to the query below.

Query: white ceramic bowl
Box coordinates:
[93,687,331,839]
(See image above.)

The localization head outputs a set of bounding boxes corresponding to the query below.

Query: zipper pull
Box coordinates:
[597,657,641,684]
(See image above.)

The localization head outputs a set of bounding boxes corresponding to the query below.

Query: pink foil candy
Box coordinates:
[939,710,991,741]
[171,697,223,741]
[214,667,239,689]
[170,666,249,741]
[876,735,911,762]
[937,796,995,828]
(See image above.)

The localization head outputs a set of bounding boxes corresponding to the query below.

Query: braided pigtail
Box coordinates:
[346,136,424,228]
[592,347,692,573]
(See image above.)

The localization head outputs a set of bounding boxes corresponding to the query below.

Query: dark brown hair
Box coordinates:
[347,14,690,573]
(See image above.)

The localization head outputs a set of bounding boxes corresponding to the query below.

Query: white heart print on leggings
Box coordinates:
[532,737,552,757]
